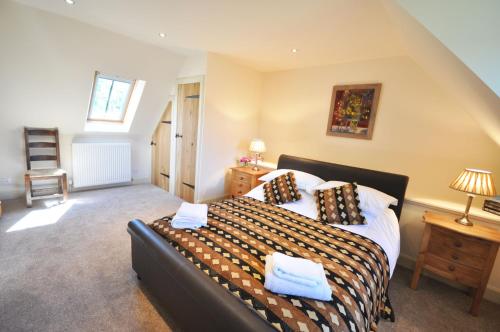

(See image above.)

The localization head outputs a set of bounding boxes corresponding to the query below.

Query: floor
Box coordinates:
[0,185,181,332]
[1,184,499,332]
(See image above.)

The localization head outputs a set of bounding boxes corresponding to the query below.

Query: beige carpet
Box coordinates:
[1,184,499,331]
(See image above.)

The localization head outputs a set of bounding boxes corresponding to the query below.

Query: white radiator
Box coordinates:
[72,142,132,188]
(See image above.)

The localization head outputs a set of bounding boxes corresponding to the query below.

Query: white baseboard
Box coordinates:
[70,182,132,192]
[397,253,500,305]
[131,177,150,185]
[70,177,151,192]
[1,178,152,200]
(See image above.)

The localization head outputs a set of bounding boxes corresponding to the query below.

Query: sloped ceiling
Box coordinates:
[0,0,186,198]
[13,0,405,71]
[381,0,500,146]
[10,0,500,144]
[0,0,184,138]
[397,0,500,97]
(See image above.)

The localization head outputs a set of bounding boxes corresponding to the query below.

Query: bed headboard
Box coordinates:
[277,155,409,220]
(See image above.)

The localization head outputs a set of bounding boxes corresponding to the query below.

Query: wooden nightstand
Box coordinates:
[410,211,500,315]
[230,167,270,198]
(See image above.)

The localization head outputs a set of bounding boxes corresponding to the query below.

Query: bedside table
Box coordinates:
[230,167,270,198]
[410,211,500,316]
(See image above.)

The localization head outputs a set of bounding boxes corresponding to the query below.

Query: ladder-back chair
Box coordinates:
[24,127,68,207]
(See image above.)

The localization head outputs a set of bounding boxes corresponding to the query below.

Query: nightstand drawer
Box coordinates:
[232,171,253,184]
[231,181,252,196]
[428,241,486,270]
[425,253,482,287]
[431,227,491,257]
[230,167,270,198]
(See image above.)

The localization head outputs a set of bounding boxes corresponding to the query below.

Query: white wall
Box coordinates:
[197,53,262,201]
[0,0,185,199]
[177,53,207,79]
[260,56,499,205]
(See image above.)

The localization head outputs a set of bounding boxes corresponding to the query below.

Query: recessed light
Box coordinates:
[65,0,75,5]
[291,48,298,53]
[159,32,166,38]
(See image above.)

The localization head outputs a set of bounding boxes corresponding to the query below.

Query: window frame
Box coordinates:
[87,71,136,123]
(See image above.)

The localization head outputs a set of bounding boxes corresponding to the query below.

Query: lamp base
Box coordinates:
[252,152,260,171]
[455,194,475,226]
[455,214,473,226]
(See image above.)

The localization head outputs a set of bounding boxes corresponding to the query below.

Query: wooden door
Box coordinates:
[151,102,172,191]
[175,83,200,202]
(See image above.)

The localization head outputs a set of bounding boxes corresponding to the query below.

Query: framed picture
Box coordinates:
[326,83,381,139]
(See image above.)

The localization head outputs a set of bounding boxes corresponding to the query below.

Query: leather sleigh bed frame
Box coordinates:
[127,155,409,331]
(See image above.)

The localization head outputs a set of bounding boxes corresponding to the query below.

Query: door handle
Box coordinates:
[150,141,157,146]
[175,133,183,138]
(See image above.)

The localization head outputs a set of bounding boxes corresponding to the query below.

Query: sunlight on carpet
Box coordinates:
[6,200,75,232]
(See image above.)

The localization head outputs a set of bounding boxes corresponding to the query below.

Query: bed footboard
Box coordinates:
[127,219,274,332]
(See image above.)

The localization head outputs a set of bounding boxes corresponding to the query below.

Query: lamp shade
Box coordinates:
[249,139,266,153]
[450,168,496,196]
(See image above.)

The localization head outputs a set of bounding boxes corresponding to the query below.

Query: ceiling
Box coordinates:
[14,0,405,71]
[10,0,500,144]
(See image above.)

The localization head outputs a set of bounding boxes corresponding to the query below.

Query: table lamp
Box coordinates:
[249,139,266,171]
[449,168,496,226]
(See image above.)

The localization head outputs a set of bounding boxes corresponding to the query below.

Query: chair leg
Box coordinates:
[24,175,32,208]
[61,173,68,202]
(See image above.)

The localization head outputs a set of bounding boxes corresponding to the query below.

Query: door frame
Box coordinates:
[169,75,205,202]
[151,95,175,189]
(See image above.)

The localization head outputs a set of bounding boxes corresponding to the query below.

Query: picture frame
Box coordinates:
[326,83,382,140]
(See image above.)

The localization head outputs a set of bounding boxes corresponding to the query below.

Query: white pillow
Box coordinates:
[312,181,398,216]
[313,181,346,191]
[259,169,325,195]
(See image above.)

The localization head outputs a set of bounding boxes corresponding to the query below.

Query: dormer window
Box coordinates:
[88,72,135,123]
[85,71,146,132]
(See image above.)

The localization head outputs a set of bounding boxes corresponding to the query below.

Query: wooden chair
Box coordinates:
[24,127,68,207]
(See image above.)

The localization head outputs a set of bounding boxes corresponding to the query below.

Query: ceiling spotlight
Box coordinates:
[291,48,298,53]
[159,32,166,38]
[65,0,75,4]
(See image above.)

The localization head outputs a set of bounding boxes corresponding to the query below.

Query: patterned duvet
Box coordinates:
[150,197,393,332]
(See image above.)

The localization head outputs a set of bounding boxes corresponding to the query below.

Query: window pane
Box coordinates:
[106,81,131,120]
[90,78,113,118]
[88,74,133,122]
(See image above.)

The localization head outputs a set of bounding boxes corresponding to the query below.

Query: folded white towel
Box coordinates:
[175,202,208,219]
[171,202,208,229]
[264,255,332,301]
[271,252,324,287]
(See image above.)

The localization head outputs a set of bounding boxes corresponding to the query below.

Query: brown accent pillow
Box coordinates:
[263,172,302,205]
[315,182,366,225]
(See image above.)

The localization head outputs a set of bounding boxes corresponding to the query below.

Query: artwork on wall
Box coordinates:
[326,83,381,139]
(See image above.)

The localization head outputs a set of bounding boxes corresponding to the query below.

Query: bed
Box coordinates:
[128,155,409,331]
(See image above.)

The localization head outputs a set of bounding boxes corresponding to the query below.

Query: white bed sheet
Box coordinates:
[245,184,400,277]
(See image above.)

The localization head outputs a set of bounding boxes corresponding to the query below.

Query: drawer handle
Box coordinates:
[451,254,459,260]
[237,191,242,194]
[238,183,243,187]
[448,265,456,272]
[239,177,244,180]
[454,240,462,248]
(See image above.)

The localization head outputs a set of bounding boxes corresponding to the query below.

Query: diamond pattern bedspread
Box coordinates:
[150,197,392,332]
